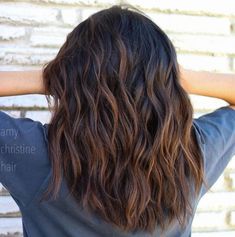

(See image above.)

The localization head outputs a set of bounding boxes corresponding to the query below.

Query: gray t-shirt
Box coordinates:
[0,106,235,237]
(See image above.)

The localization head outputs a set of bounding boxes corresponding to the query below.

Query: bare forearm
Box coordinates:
[180,68,235,106]
[0,70,45,96]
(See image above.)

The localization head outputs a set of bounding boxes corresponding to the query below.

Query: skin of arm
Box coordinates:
[0,70,45,96]
[0,68,235,110]
[179,66,235,110]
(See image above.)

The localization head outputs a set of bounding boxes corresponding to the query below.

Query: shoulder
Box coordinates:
[192,105,235,142]
[192,105,235,157]
[192,106,235,197]
[0,110,51,206]
[0,110,49,143]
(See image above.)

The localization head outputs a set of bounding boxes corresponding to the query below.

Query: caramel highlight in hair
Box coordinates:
[42,5,206,234]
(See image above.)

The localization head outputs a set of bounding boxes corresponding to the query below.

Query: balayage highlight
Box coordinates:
[42,5,206,234]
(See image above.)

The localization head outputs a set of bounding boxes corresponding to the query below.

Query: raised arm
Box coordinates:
[180,67,235,109]
[1,67,235,110]
[0,70,45,96]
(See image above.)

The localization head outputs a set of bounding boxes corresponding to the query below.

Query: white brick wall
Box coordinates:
[0,1,235,236]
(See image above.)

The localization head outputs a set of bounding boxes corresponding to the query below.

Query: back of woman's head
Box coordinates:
[42,4,205,234]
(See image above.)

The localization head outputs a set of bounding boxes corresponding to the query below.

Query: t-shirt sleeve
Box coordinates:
[0,110,50,207]
[193,106,235,198]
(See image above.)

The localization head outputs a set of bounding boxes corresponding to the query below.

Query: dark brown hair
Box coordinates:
[42,4,206,234]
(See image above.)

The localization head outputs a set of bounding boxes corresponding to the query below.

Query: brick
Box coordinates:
[3,54,28,65]
[30,27,72,47]
[0,233,22,237]
[30,54,55,65]
[0,46,58,57]
[0,25,26,41]
[0,3,59,25]
[80,8,102,21]
[192,231,235,237]
[32,0,118,5]
[197,191,235,212]
[0,184,7,195]
[230,211,235,226]
[125,0,235,17]
[232,58,235,72]
[210,175,230,192]
[0,46,57,66]
[146,13,230,35]
[0,95,48,108]
[0,51,4,59]
[0,218,22,235]
[177,54,230,72]
[2,54,54,66]
[225,158,235,171]
[193,112,206,119]
[228,173,235,190]
[61,8,80,26]
[231,20,235,34]
[26,110,52,124]
[0,184,3,193]
[1,111,21,119]
[192,211,227,230]
[168,34,235,55]
[0,197,20,215]
[0,65,42,71]
[189,95,228,111]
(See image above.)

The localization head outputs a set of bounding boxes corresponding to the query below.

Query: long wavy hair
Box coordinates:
[42,4,206,234]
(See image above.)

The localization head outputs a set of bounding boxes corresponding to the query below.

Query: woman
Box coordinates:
[0,4,235,237]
